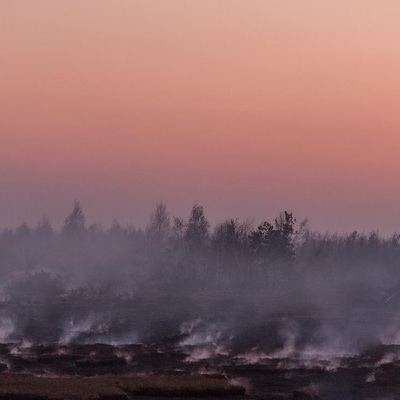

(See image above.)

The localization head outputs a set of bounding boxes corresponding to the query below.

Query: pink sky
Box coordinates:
[1,1,400,233]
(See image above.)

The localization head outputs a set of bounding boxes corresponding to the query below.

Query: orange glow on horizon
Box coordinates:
[1,1,400,233]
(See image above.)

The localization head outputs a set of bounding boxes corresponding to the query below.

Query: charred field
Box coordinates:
[2,331,400,400]
[1,295,400,400]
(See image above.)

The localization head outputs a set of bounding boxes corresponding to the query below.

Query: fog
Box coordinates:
[0,200,399,362]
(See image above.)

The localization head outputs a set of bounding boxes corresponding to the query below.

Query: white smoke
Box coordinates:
[178,319,230,361]
[0,317,14,343]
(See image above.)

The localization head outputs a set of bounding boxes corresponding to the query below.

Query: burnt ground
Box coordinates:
[1,294,400,399]
[1,340,400,399]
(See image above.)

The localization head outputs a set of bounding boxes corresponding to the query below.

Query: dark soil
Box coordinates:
[1,340,400,399]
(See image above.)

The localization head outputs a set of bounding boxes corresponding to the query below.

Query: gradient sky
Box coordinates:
[1,1,400,234]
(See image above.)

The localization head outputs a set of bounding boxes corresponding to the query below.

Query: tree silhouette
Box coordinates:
[185,204,210,250]
[62,200,86,237]
[36,216,53,237]
[146,202,171,244]
[250,212,296,258]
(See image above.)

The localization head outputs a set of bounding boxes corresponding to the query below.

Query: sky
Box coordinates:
[1,1,400,234]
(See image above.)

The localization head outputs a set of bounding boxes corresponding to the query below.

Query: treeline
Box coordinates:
[0,201,400,303]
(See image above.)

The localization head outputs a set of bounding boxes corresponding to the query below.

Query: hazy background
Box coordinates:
[2,1,400,233]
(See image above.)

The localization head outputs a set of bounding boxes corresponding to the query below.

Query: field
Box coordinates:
[0,338,400,399]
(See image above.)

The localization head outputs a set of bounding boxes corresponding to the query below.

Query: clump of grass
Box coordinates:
[0,373,246,399]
